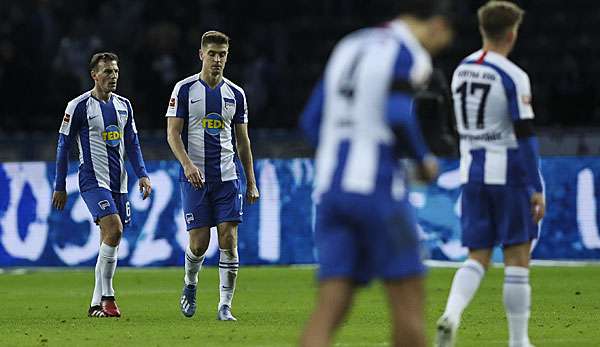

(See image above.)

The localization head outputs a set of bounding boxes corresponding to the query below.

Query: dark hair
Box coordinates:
[89,52,119,71]
[478,1,525,41]
[394,0,454,20]
[201,31,230,47]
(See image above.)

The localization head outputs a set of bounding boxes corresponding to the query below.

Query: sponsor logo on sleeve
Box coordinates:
[169,98,176,108]
[63,114,71,123]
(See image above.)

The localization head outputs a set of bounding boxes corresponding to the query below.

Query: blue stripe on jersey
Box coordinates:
[329,140,396,196]
[203,80,223,182]
[77,101,97,192]
[392,44,413,80]
[99,99,122,192]
[468,149,485,183]
[178,81,194,154]
[464,61,519,121]
[330,140,351,193]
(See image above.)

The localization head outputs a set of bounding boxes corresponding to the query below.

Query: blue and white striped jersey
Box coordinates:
[55,91,147,193]
[165,75,248,182]
[302,20,433,201]
[452,50,537,186]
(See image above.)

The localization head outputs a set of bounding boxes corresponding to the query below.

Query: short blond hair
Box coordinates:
[201,30,230,47]
[478,1,524,41]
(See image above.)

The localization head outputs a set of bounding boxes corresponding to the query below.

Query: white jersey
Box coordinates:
[165,75,248,182]
[452,50,534,186]
[313,20,432,199]
[58,91,143,193]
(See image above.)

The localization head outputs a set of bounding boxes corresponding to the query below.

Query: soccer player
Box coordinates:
[435,2,545,347]
[166,31,259,321]
[52,52,152,318]
[299,1,453,346]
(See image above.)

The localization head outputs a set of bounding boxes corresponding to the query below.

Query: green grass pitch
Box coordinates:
[1,266,599,346]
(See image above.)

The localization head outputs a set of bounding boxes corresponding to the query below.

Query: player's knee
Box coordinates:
[100,215,123,245]
[189,243,208,257]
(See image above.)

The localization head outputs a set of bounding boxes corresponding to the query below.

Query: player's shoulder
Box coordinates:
[173,74,200,91]
[485,52,530,82]
[112,92,132,106]
[66,91,92,114]
[223,77,246,96]
[67,91,92,107]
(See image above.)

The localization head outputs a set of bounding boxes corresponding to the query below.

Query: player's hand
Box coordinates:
[416,155,439,183]
[246,183,259,204]
[52,191,67,210]
[531,192,545,223]
[184,162,204,189]
[139,176,152,200]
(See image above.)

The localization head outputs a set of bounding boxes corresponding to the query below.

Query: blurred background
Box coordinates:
[1,0,599,160]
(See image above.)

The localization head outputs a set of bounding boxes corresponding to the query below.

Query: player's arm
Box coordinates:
[387,83,438,183]
[123,101,151,199]
[514,120,544,222]
[165,84,203,188]
[235,123,259,204]
[232,89,259,204]
[52,108,80,210]
[511,72,544,223]
[299,79,324,147]
[166,117,203,189]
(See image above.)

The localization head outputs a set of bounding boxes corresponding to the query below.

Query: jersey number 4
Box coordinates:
[455,81,491,129]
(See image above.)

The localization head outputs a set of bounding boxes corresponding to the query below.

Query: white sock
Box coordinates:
[184,246,205,286]
[443,258,485,323]
[218,248,239,309]
[504,266,531,347]
[99,243,118,297]
[90,251,103,306]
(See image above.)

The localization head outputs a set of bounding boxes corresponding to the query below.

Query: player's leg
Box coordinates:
[212,179,243,320]
[89,246,105,317]
[437,183,494,346]
[503,242,533,347]
[375,197,427,347]
[300,279,354,347]
[384,276,425,347]
[80,188,124,317]
[499,185,538,347]
[216,221,239,320]
[97,213,123,317]
[180,227,210,317]
[301,195,362,346]
[179,181,212,317]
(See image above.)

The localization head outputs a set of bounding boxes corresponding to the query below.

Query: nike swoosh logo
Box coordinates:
[190,99,202,104]
[221,286,233,290]
[88,115,99,120]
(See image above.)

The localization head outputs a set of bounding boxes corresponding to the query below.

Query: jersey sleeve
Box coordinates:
[58,100,79,135]
[123,99,148,178]
[232,88,248,124]
[386,44,432,161]
[165,82,189,118]
[508,69,534,121]
[55,101,83,191]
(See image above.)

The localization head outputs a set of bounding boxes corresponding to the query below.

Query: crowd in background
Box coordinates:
[1,0,599,134]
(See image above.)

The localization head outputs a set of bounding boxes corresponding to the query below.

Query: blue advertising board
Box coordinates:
[1,158,600,266]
